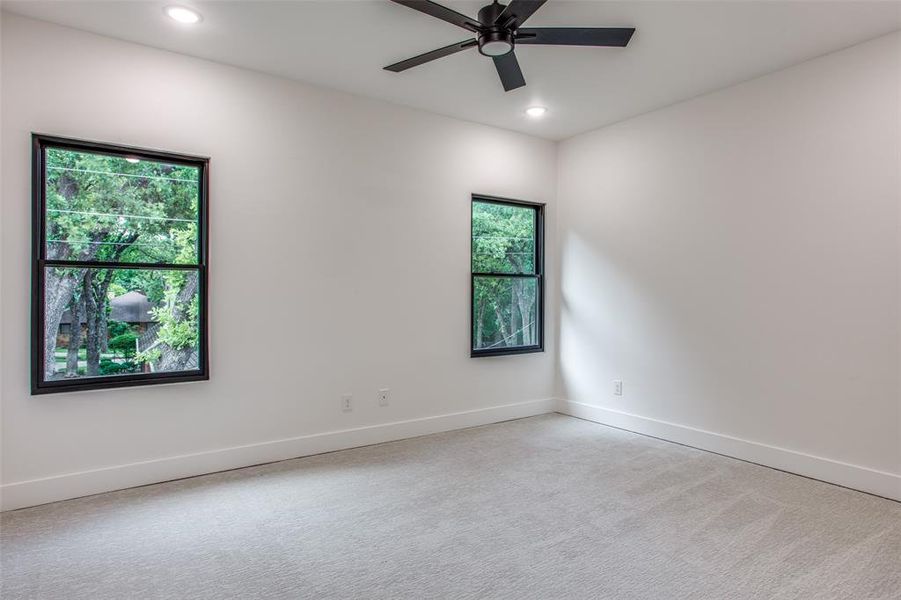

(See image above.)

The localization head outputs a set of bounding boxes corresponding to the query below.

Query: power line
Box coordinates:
[47,239,181,248]
[48,165,197,183]
[483,320,536,350]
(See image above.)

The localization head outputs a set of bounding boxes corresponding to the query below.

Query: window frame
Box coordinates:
[470,194,545,358]
[31,133,210,395]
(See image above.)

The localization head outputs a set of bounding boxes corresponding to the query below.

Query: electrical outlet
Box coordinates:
[378,388,390,407]
[341,393,353,412]
[613,380,623,396]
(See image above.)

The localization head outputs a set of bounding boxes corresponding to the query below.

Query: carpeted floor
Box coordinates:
[2,414,899,599]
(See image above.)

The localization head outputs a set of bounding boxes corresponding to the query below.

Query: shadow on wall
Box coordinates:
[558,231,651,405]
[557,231,751,415]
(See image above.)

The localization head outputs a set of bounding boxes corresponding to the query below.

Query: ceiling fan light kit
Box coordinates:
[479,30,514,57]
[384,0,635,92]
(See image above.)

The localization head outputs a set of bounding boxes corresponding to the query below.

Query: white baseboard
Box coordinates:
[557,399,901,502]
[1,398,556,511]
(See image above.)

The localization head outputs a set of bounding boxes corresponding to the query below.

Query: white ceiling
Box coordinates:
[4,0,900,140]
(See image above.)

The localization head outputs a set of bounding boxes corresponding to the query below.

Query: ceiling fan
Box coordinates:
[383,0,635,92]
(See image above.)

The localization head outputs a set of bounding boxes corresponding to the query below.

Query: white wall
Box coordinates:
[556,32,901,499]
[0,14,557,509]
[4,13,898,510]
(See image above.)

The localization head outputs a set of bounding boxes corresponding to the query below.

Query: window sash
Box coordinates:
[471,274,543,355]
[35,136,207,267]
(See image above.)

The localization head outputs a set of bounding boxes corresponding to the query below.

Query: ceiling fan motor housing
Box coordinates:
[477,1,514,57]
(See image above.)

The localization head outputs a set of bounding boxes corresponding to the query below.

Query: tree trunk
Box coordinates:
[475,296,486,349]
[99,310,109,354]
[43,267,85,379]
[80,235,137,375]
[83,271,101,377]
[94,268,117,353]
[95,233,136,354]
[156,272,200,372]
[493,303,510,348]
[508,256,531,346]
[509,283,519,346]
[516,279,533,346]
[41,175,85,380]
[66,290,84,377]
[42,231,103,379]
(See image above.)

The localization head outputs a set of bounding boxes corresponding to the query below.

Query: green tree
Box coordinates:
[43,148,199,379]
[108,332,138,359]
[141,225,200,371]
[472,202,537,349]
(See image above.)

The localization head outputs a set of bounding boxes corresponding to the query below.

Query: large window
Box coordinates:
[471,195,544,357]
[31,135,209,394]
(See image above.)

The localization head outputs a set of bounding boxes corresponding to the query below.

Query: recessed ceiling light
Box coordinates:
[125,157,141,164]
[165,6,201,24]
[525,106,547,118]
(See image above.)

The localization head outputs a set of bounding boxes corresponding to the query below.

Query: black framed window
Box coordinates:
[31,134,209,394]
[471,195,544,357]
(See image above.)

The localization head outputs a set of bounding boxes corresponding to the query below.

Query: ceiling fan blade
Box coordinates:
[493,52,526,92]
[389,0,482,32]
[516,27,635,47]
[494,0,548,28]
[384,39,478,72]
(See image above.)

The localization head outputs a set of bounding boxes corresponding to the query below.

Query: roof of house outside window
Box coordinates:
[60,291,156,325]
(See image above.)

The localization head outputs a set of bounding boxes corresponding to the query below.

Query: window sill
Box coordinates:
[470,345,544,358]
[32,371,208,395]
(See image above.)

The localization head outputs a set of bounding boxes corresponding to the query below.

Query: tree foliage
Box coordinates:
[472,202,538,350]
[108,333,138,359]
[42,148,201,380]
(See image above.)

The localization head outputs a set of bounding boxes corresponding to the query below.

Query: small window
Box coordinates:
[471,195,544,357]
[31,134,209,394]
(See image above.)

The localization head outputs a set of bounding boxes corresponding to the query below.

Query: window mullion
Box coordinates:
[472,272,537,279]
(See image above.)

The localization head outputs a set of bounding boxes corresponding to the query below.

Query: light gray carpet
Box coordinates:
[2,414,899,600]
